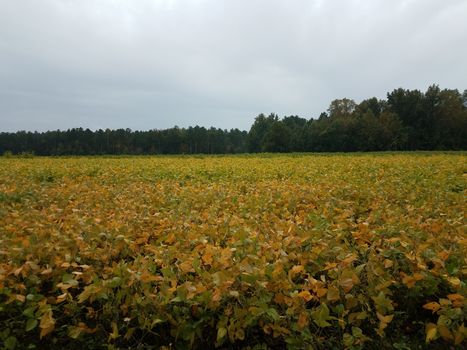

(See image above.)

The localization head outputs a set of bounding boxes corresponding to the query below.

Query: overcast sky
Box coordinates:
[0,0,466,132]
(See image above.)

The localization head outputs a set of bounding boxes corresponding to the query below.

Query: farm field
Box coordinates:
[0,153,466,349]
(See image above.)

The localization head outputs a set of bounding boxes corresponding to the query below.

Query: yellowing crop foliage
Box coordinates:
[0,153,465,349]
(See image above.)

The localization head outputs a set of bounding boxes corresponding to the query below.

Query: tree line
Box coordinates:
[0,127,248,156]
[1,85,466,155]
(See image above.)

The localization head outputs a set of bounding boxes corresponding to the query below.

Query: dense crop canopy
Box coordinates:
[0,154,465,349]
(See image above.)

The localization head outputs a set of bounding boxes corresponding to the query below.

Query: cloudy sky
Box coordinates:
[0,0,466,132]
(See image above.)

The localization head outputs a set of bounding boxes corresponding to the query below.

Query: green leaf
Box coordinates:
[22,307,36,318]
[217,327,227,342]
[62,273,74,283]
[311,303,331,327]
[343,333,354,347]
[25,319,38,332]
[151,318,165,327]
[77,284,101,303]
[372,291,394,314]
[68,326,82,339]
[266,308,280,321]
[109,322,119,340]
[170,296,183,303]
[4,336,17,350]
[109,276,122,288]
[352,326,363,338]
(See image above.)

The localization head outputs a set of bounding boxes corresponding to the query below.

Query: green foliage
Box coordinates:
[1,85,465,155]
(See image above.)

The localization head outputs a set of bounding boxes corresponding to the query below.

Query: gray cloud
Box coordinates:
[1,0,466,131]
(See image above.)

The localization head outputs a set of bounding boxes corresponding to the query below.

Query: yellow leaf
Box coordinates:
[39,311,55,339]
[426,323,438,343]
[56,293,68,303]
[15,294,25,303]
[454,324,465,345]
[165,233,176,244]
[455,331,465,345]
[297,312,308,329]
[323,262,337,271]
[327,286,340,302]
[139,272,162,283]
[447,293,464,301]
[376,313,394,324]
[340,278,354,293]
[316,287,328,298]
[446,276,461,289]
[179,260,194,273]
[422,302,440,313]
[78,285,103,303]
[109,321,119,340]
[340,270,360,293]
[272,264,284,279]
[202,252,213,265]
[438,324,453,340]
[219,248,233,267]
[211,288,222,302]
[291,265,304,274]
[401,273,422,288]
[40,325,55,339]
[41,267,52,275]
[437,251,450,261]
[340,254,357,267]
[297,290,313,302]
